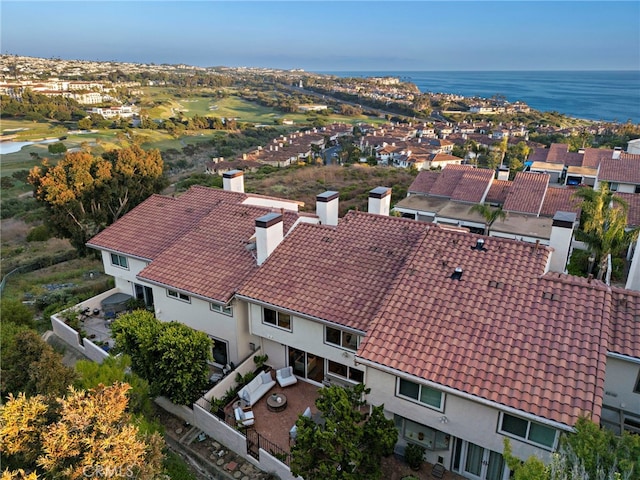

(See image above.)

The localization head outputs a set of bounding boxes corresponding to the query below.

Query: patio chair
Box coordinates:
[276,366,298,387]
[234,407,255,428]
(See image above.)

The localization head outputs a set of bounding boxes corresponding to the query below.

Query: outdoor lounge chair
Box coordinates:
[234,407,255,428]
[276,366,298,388]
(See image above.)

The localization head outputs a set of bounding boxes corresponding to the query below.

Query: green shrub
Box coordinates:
[26,225,52,242]
[567,249,591,277]
[611,257,625,282]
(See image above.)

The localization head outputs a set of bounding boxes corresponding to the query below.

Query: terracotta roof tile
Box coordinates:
[138,204,299,303]
[87,186,247,260]
[238,212,426,331]
[610,288,640,358]
[503,172,550,215]
[408,170,441,194]
[360,246,611,427]
[614,193,640,227]
[547,143,569,163]
[539,187,582,217]
[598,154,640,184]
[485,180,511,204]
[564,152,584,167]
[450,168,495,203]
[429,165,477,198]
[582,148,613,168]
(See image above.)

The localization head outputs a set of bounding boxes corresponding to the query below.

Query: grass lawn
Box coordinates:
[1,118,68,140]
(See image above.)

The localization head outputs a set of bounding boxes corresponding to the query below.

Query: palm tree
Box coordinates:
[470,203,507,235]
[573,182,637,281]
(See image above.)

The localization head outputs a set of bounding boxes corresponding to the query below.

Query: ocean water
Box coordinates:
[317,71,640,124]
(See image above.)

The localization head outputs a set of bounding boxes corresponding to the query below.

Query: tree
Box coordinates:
[572,183,637,281]
[111,310,211,405]
[0,384,164,479]
[47,142,67,155]
[469,203,507,235]
[290,384,398,480]
[77,117,92,130]
[28,145,167,255]
[1,329,77,399]
[503,439,547,480]
[75,355,152,417]
[0,299,35,328]
[505,416,640,480]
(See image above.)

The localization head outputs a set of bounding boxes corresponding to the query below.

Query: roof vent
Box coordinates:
[451,267,463,280]
[472,238,486,251]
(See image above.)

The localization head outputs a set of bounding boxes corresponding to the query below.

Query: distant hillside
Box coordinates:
[244,165,417,215]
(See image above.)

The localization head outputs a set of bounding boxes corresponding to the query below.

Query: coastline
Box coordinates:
[315,70,640,124]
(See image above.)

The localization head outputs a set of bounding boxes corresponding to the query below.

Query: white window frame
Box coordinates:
[396,378,445,412]
[327,359,364,383]
[210,303,233,316]
[110,253,128,269]
[498,413,557,450]
[167,289,190,303]
[324,326,360,351]
[263,307,292,331]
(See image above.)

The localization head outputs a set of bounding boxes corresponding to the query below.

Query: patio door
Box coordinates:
[289,347,324,383]
[453,439,507,480]
[134,284,154,309]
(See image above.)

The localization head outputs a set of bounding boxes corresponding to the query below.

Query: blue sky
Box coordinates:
[2,1,639,71]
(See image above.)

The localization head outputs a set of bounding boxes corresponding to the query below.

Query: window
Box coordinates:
[397,378,444,411]
[499,413,556,449]
[167,289,190,302]
[325,326,361,351]
[210,303,232,316]
[610,182,619,191]
[263,308,291,330]
[635,185,640,194]
[394,415,450,451]
[634,370,640,393]
[110,253,128,269]
[328,360,364,383]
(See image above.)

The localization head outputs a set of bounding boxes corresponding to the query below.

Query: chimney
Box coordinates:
[548,211,577,273]
[612,147,622,159]
[368,187,392,216]
[255,212,283,266]
[497,166,510,181]
[316,191,339,226]
[242,153,247,160]
[222,169,244,193]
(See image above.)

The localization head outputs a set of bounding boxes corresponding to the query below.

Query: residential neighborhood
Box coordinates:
[48,141,640,479]
[2,53,640,480]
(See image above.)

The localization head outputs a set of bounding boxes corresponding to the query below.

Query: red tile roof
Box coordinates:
[610,288,640,358]
[239,211,622,427]
[429,165,476,198]
[547,143,569,163]
[503,172,550,215]
[598,154,640,184]
[87,186,247,260]
[614,193,640,227]
[408,170,440,194]
[582,148,612,168]
[485,180,511,204]
[359,230,611,427]
[88,186,300,303]
[539,187,582,217]
[450,168,495,203]
[138,204,299,303]
[238,212,427,332]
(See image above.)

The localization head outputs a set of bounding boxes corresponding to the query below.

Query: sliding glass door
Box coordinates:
[453,439,507,480]
[289,347,325,383]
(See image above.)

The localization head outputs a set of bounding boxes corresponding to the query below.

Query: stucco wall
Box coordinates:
[365,367,555,467]
[248,303,362,378]
[603,356,640,416]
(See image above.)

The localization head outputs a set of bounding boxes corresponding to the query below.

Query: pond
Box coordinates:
[0,138,59,155]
